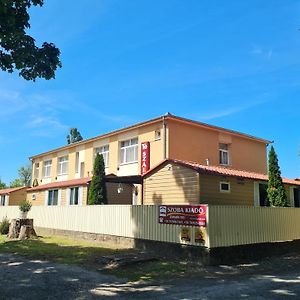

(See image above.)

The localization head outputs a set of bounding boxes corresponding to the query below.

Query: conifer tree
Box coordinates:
[88,153,107,205]
[267,146,288,207]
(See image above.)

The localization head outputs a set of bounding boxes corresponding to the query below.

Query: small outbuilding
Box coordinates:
[142,159,300,207]
[0,187,28,206]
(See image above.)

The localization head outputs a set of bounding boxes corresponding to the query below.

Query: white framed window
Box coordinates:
[57,156,68,175]
[43,160,52,178]
[95,145,109,167]
[0,195,5,206]
[48,189,58,205]
[155,130,161,140]
[220,181,230,193]
[69,187,79,205]
[219,143,229,165]
[34,162,39,178]
[120,138,138,164]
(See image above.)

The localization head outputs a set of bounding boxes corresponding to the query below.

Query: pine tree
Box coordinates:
[88,153,107,205]
[66,128,83,144]
[267,146,288,207]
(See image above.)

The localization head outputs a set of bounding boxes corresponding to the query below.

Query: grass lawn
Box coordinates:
[0,235,191,281]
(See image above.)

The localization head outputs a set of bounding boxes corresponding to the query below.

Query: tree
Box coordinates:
[267,145,288,207]
[9,178,22,187]
[18,165,31,186]
[0,0,61,81]
[66,128,83,144]
[0,179,6,189]
[10,165,31,187]
[88,153,107,205]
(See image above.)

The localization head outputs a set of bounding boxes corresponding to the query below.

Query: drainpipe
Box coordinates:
[163,114,167,160]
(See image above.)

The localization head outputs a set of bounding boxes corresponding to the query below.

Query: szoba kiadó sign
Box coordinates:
[158,205,207,227]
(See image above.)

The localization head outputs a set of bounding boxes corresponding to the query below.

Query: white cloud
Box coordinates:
[251,46,273,60]
[197,99,269,121]
[26,115,68,137]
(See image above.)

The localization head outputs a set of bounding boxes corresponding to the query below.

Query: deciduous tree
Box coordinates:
[0,0,61,80]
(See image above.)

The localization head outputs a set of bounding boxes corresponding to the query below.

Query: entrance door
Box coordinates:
[259,183,269,206]
[294,188,300,207]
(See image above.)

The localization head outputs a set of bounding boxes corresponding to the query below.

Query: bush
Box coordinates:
[19,200,32,212]
[0,216,10,235]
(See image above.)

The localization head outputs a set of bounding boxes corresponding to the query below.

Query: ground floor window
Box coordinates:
[48,189,58,206]
[69,187,79,205]
[0,195,5,206]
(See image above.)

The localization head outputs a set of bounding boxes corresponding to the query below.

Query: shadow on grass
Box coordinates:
[0,236,129,267]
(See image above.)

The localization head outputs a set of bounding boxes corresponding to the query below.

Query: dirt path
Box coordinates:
[1,253,300,299]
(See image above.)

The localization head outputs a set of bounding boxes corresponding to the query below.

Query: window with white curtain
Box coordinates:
[57,156,68,175]
[120,138,138,164]
[95,145,109,167]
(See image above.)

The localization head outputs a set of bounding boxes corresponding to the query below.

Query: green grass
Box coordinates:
[0,235,191,281]
[0,234,122,266]
[107,260,188,281]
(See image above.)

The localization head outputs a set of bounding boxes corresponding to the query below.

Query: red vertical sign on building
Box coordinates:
[141,142,150,175]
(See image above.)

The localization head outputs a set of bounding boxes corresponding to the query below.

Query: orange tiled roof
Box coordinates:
[28,177,91,192]
[145,159,300,186]
[0,186,27,195]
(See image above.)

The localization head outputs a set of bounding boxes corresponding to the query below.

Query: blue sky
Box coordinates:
[1,0,300,184]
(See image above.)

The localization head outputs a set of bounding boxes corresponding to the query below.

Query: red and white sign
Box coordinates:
[159,205,207,227]
[141,142,150,175]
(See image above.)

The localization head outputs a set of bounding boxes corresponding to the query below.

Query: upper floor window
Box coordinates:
[57,156,68,175]
[95,145,109,167]
[219,143,229,166]
[43,160,52,178]
[120,138,138,164]
[34,162,39,178]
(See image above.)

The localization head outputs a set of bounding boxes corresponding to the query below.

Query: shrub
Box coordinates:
[19,200,32,212]
[0,216,10,235]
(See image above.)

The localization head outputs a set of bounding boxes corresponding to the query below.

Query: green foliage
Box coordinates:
[88,153,107,205]
[18,165,31,186]
[9,178,22,188]
[19,200,32,212]
[9,164,31,187]
[66,128,83,144]
[267,146,288,207]
[0,217,10,235]
[0,179,6,189]
[0,0,61,81]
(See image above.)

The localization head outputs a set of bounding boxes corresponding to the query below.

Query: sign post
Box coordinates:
[141,142,150,175]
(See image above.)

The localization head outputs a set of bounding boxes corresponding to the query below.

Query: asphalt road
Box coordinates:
[1,253,300,299]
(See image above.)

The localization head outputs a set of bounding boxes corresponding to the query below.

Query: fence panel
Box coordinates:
[208,206,300,248]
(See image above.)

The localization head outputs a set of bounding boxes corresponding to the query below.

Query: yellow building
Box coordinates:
[27,113,272,206]
[0,187,27,206]
[143,159,300,207]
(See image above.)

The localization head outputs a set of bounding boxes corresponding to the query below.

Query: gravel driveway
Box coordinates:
[1,252,300,299]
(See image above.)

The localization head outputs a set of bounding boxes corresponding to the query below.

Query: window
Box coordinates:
[75,152,79,174]
[155,130,161,140]
[34,162,39,178]
[57,156,68,175]
[69,187,79,205]
[219,144,229,165]
[0,195,5,206]
[95,145,109,167]
[120,138,138,164]
[43,160,52,178]
[48,189,58,205]
[220,182,230,193]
